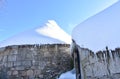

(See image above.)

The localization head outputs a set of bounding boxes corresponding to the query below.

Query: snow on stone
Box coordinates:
[0,20,71,47]
[58,69,76,79]
[72,1,120,52]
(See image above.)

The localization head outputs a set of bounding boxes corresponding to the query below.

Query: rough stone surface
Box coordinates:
[0,44,73,79]
[77,46,120,79]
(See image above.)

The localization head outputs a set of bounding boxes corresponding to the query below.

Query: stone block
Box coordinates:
[27,70,33,76]
[7,62,13,67]
[15,66,25,70]
[2,56,7,62]
[7,71,12,75]
[0,56,3,62]
[12,70,18,75]
[11,68,15,70]
[22,61,32,67]
[4,62,7,67]
[13,61,22,66]
[31,66,37,70]
[34,55,43,61]
[25,53,33,60]
[39,75,43,78]
[9,47,18,55]
[34,61,39,66]
[21,71,27,76]
[8,55,17,61]
[34,70,41,75]
[16,54,23,61]
[28,76,34,79]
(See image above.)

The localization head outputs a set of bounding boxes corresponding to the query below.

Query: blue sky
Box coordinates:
[0,0,118,41]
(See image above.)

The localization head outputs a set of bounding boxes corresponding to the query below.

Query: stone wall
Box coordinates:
[0,44,73,79]
[77,46,120,79]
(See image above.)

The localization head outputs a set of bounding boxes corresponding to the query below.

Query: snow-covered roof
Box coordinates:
[0,20,71,48]
[72,1,120,52]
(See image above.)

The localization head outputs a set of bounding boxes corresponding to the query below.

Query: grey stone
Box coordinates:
[12,70,18,75]
[13,61,22,66]
[0,44,71,79]
[8,55,17,62]
[22,61,32,67]
[15,66,25,70]
[7,62,13,67]
[27,70,33,76]
[7,71,12,75]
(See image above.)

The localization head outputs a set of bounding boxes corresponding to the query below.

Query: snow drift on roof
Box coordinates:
[72,1,120,52]
[0,20,71,48]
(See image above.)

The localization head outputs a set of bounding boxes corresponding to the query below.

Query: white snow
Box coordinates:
[58,69,76,79]
[0,20,71,48]
[72,1,120,52]
[36,20,71,44]
[59,2,120,79]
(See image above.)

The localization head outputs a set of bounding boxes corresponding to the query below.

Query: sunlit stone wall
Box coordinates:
[77,46,120,79]
[0,44,72,79]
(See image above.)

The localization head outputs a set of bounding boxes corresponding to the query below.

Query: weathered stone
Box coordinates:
[31,66,37,70]
[12,70,18,75]
[73,45,120,79]
[11,68,15,70]
[0,56,3,62]
[15,66,25,70]
[28,76,34,79]
[16,54,23,61]
[39,75,43,78]
[34,55,43,61]
[25,53,33,60]
[27,70,33,76]
[21,71,27,76]
[44,52,51,57]
[13,61,22,66]
[7,71,12,75]
[2,56,7,62]
[8,55,16,61]
[34,61,39,66]
[34,70,41,75]
[22,61,32,67]
[7,62,13,67]
[0,44,71,79]
[4,62,7,67]
[9,48,18,55]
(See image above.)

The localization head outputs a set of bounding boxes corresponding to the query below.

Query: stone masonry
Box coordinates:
[77,46,120,79]
[0,44,73,79]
